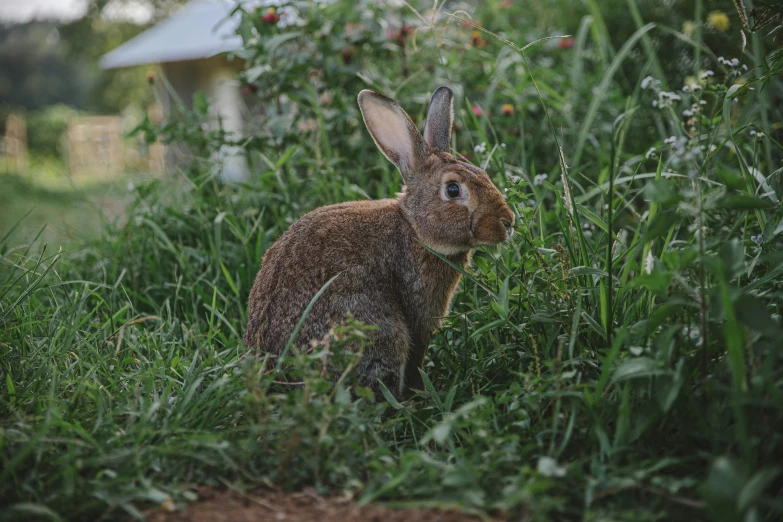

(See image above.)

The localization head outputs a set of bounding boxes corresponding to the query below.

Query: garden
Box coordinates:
[1,0,782,520]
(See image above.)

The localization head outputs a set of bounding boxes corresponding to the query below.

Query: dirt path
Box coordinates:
[145,487,502,522]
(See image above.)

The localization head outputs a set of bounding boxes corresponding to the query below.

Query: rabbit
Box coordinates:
[243,86,515,399]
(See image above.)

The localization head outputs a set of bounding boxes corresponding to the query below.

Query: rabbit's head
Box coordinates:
[358,86,514,255]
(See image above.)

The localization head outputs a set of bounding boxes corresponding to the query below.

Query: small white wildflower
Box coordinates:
[473,142,487,154]
[501,143,506,148]
[533,173,547,186]
[731,58,739,67]
[652,100,658,108]
[700,100,707,105]
[709,144,717,153]
[751,235,762,245]
[645,147,656,159]
[749,129,757,137]
[682,85,690,92]
[645,250,654,274]
[742,64,748,71]
[683,109,693,117]
[664,136,677,145]
[641,76,654,89]
[701,70,714,78]
[537,456,566,478]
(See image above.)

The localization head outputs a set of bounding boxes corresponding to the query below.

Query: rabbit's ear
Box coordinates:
[423,86,453,153]
[358,90,428,181]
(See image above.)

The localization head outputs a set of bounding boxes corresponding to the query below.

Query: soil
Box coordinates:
[145,487,502,522]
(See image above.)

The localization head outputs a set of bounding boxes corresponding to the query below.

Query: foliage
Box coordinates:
[1,0,783,521]
[24,105,82,158]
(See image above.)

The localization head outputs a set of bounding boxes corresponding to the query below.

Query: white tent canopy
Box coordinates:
[100,1,243,69]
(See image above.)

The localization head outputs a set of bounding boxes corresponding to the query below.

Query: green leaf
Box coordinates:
[264,31,302,53]
[717,193,776,210]
[611,356,667,382]
[378,380,404,410]
[5,372,16,405]
[640,211,679,243]
[275,146,299,169]
[193,92,209,116]
[719,239,744,280]
[418,369,444,412]
[645,179,681,205]
[496,276,510,319]
[628,268,671,294]
[735,295,780,337]
[656,360,684,413]
[219,261,239,297]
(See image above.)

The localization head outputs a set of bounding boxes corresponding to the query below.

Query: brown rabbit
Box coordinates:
[244,86,514,399]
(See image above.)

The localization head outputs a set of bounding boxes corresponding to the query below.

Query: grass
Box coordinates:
[1,1,783,520]
[0,164,142,248]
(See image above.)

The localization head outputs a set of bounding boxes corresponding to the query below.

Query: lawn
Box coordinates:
[0,165,140,248]
[1,1,782,521]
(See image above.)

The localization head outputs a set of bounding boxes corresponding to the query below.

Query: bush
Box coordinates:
[25,103,82,159]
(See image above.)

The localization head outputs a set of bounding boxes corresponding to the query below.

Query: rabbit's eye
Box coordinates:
[446,181,461,199]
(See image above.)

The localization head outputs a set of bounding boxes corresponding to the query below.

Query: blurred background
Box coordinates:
[0,0,780,247]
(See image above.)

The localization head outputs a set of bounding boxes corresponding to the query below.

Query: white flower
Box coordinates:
[645,250,654,274]
[742,64,748,71]
[641,76,654,89]
[664,136,677,145]
[682,85,690,92]
[683,109,693,117]
[645,147,656,159]
[731,58,739,67]
[537,456,566,478]
[709,144,717,153]
[473,142,487,154]
[700,100,707,105]
[533,173,547,186]
[701,70,714,78]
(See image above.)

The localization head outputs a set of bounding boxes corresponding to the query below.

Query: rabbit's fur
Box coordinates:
[244,87,514,399]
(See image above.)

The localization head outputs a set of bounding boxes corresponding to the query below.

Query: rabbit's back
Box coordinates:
[243,198,411,353]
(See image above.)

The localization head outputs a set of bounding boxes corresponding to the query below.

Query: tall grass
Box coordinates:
[1,1,782,520]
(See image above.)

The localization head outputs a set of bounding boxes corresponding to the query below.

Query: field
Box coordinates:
[1,1,782,520]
